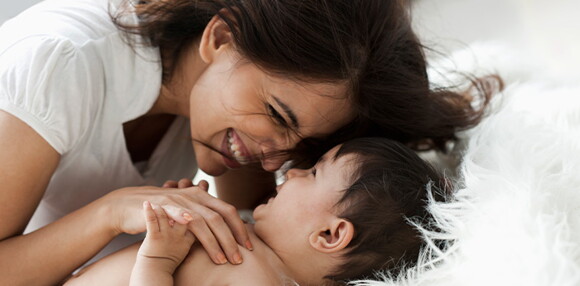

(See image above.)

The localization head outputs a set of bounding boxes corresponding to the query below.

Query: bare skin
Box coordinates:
[64,225,283,286]
[64,147,357,286]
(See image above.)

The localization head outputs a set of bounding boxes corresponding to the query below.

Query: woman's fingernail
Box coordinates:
[233,253,242,264]
[182,212,193,221]
[245,240,253,251]
[216,253,227,264]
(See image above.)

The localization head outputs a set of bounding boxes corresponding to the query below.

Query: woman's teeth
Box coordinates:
[228,131,247,164]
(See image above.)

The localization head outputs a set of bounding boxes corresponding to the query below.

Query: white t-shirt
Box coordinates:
[0,0,197,259]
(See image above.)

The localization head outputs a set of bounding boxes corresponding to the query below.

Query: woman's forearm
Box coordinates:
[0,197,117,286]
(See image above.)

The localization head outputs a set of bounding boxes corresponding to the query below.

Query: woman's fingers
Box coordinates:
[128,186,249,265]
[162,180,178,188]
[197,180,209,192]
[170,215,191,235]
[161,204,191,225]
[204,197,253,251]
[178,178,194,188]
[163,178,200,189]
[195,207,243,265]
[185,212,229,265]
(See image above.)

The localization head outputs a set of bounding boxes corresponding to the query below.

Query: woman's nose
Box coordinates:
[257,130,302,171]
[272,129,301,152]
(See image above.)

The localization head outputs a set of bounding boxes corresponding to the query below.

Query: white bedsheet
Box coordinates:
[352,43,580,286]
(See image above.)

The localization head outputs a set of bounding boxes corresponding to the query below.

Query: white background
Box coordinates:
[3,0,579,77]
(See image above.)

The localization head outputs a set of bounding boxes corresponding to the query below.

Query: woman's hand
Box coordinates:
[161,178,203,189]
[102,181,251,265]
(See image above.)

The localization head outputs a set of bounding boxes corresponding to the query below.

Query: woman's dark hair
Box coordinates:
[113,0,502,162]
[326,137,448,282]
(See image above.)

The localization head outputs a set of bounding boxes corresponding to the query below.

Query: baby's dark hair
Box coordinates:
[326,137,448,282]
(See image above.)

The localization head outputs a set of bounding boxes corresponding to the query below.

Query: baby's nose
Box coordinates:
[285,168,307,180]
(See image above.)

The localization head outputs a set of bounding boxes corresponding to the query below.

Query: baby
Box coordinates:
[64,138,447,285]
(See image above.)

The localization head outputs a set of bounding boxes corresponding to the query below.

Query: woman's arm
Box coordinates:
[0,110,116,285]
[0,111,251,285]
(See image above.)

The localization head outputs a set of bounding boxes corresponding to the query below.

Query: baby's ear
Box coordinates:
[309,219,354,254]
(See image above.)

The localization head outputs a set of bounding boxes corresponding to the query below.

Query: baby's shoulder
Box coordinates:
[175,245,285,286]
[220,264,281,286]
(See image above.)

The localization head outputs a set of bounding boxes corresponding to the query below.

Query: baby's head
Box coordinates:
[253,137,447,284]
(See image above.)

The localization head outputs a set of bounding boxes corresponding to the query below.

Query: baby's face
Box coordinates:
[253,145,356,251]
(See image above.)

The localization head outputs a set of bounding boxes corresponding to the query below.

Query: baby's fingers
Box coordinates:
[151,204,171,232]
[143,201,160,234]
[184,230,196,245]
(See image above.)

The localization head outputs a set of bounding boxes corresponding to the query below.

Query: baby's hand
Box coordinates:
[137,201,196,273]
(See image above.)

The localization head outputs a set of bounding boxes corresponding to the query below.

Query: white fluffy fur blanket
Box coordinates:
[352,44,580,286]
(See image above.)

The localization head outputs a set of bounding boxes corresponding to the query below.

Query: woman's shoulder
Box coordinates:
[0,0,132,89]
[0,0,123,49]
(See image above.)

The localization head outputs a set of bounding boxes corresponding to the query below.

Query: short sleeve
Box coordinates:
[0,36,102,154]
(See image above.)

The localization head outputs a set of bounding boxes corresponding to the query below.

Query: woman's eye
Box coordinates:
[267,104,288,127]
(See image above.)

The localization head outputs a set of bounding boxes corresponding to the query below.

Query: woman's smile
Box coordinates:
[221,128,252,168]
[183,39,353,176]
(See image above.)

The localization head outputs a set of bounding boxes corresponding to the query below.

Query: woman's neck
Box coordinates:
[148,84,190,116]
[149,41,206,117]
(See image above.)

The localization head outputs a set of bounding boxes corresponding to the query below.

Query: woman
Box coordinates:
[0,0,495,284]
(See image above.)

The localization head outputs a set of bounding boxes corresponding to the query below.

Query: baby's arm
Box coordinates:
[130,201,195,286]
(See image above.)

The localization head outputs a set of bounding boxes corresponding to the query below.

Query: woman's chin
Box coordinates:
[260,158,284,172]
[198,160,228,177]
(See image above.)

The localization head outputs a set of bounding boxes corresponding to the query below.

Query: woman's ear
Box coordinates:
[199,11,234,64]
[309,219,354,254]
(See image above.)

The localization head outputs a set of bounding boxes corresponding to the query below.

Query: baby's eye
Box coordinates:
[267,104,288,127]
[311,168,317,176]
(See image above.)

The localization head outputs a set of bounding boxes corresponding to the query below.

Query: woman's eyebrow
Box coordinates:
[272,96,299,128]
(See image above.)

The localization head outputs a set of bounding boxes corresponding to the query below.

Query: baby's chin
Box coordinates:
[251,205,265,223]
[245,221,271,249]
[250,218,266,237]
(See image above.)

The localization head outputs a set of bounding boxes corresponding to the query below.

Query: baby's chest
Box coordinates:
[174,247,217,285]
